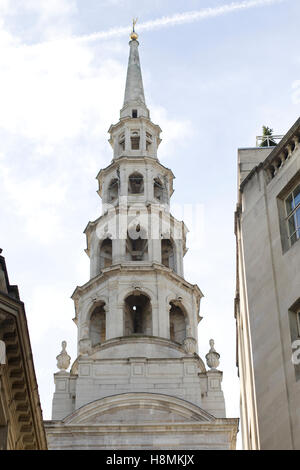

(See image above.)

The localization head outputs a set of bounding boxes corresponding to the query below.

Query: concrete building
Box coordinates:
[45,29,238,450]
[235,118,300,449]
[0,250,47,450]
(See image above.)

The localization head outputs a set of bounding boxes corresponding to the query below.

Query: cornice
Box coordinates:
[71,263,203,302]
[96,156,175,180]
[239,117,300,191]
[108,116,162,135]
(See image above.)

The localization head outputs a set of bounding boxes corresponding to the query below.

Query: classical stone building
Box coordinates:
[235,118,300,449]
[0,250,47,450]
[45,29,238,450]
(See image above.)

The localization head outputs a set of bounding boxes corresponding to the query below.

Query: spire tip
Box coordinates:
[130,17,138,41]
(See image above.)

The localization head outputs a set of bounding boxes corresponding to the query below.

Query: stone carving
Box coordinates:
[79,338,91,355]
[205,339,220,370]
[183,337,197,355]
[56,341,71,372]
[131,278,142,291]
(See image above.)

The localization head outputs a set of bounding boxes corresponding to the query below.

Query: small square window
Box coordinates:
[132,110,138,118]
[131,136,140,150]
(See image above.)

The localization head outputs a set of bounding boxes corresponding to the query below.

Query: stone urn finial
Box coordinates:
[205,339,220,370]
[56,341,71,372]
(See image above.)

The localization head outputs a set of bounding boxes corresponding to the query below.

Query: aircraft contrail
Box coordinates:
[74,0,285,44]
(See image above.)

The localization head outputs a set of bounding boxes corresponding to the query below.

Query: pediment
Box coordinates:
[64,393,215,425]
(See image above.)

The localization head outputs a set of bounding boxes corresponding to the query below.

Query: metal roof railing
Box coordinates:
[256,135,284,147]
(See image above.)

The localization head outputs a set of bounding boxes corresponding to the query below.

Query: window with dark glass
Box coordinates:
[285,183,300,246]
[128,172,144,194]
[297,311,300,337]
[288,299,300,381]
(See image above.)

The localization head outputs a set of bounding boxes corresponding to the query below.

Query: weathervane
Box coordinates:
[130,17,138,41]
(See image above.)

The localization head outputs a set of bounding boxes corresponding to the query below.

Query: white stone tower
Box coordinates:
[45,28,238,450]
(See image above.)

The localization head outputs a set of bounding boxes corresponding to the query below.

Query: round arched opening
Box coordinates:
[124,293,152,336]
[169,301,187,344]
[107,178,119,202]
[161,239,175,271]
[154,177,164,201]
[126,225,148,261]
[90,303,106,347]
[99,238,112,269]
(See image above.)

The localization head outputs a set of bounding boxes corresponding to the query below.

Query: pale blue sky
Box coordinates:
[0,0,299,447]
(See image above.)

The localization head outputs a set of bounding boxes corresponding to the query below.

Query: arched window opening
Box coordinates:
[154,177,164,201]
[119,133,125,152]
[161,239,175,270]
[107,178,119,202]
[126,226,148,261]
[131,131,140,150]
[128,172,144,194]
[90,303,106,347]
[100,238,112,269]
[124,294,152,336]
[169,302,186,344]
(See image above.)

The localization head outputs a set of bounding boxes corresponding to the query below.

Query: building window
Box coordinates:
[285,183,300,246]
[90,303,106,347]
[99,238,112,270]
[131,131,140,150]
[154,177,164,201]
[107,178,119,202]
[128,172,144,194]
[126,226,148,261]
[124,293,152,336]
[288,299,300,381]
[297,310,300,337]
[132,109,138,118]
[169,302,186,344]
[119,133,125,152]
[161,239,175,271]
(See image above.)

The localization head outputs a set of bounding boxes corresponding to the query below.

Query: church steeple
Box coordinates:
[108,27,161,160]
[46,25,238,450]
[123,38,145,106]
[120,25,149,120]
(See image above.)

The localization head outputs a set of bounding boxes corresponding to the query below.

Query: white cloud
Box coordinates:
[0,0,245,426]
[151,106,194,160]
[28,284,74,340]
[0,40,124,143]
[0,0,78,40]
[0,152,66,243]
[65,0,285,44]
[22,0,77,16]
[0,5,195,250]
[292,80,300,104]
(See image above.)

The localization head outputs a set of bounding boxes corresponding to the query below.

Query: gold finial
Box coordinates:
[130,17,138,41]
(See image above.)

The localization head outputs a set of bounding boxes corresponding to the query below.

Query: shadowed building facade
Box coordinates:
[45,29,238,450]
[235,118,300,449]
[0,251,47,450]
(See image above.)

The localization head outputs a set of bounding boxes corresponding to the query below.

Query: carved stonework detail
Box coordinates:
[205,339,220,370]
[79,338,91,355]
[183,337,197,355]
[56,341,71,372]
